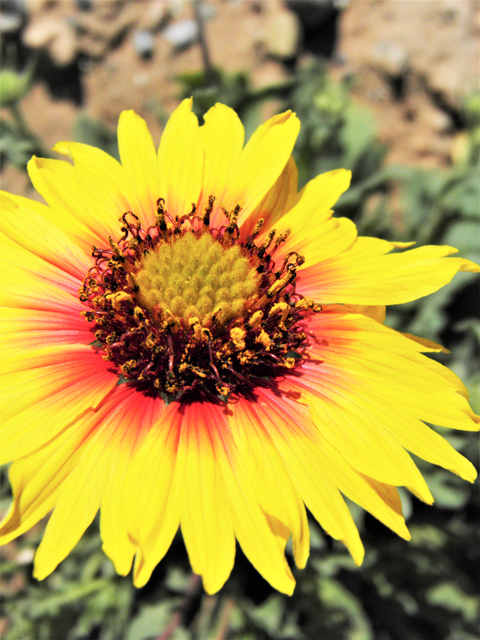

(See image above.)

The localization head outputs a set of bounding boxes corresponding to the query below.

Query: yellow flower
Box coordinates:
[0,99,479,595]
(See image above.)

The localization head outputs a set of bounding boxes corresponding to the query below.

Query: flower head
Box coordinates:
[1,99,479,595]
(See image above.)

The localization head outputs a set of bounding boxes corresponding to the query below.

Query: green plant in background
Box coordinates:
[0,57,49,167]
[1,62,478,640]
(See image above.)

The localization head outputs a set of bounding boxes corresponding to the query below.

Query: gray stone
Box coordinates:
[162,19,198,49]
[369,41,409,77]
[0,12,22,33]
[134,29,155,58]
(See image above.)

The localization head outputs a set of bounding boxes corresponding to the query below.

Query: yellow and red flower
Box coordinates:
[0,99,479,595]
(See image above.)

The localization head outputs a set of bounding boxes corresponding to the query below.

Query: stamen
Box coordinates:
[203,195,216,227]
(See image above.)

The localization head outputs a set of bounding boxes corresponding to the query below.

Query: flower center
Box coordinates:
[79,198,320,400]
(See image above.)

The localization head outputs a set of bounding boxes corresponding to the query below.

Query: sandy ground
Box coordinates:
[1,0,479,197]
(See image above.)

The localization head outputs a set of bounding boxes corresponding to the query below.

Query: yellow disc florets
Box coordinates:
[136,232,259,325]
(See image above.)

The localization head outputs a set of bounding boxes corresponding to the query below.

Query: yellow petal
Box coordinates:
[228,395,310,569]
[0,416,91,544]
[215,427,297,595]
[299,237,480,304]
[157,98,203,219]
[33,391,135,580]
[197,103,244,223]
[27,157,114,251]
[117,110,159,226]
[284,215,357,265]
[179,401,236,594]
[278,168,351,229]
[303,383,433,499]
[52,141,146,235]
[240,155,299,239]
[293,312,479,488]
[220,111,300,227]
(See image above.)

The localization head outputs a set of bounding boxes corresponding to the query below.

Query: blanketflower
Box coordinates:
[0,100,479,595]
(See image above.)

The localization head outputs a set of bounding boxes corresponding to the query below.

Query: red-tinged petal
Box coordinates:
[33,385,148,580]
[0,276,84,315]
[130,397,296,594]
[1,195,91,281]
[0,307,92,358]
[0,345,117,464]
[1,224,82,299]
[99,388,162,576]
[239,386,364,563]
[211,401,297,595]
[252,386,411,544]
[128,401,187,587]
[286,312,479,488]
[227,393,310,569]
[117,110,159,227]
[298,237,480,305]
[179,400,236,594]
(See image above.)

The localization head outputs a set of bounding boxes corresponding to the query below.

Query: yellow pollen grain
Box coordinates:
[135,232,259,326]
[256,330,271,350]
[230,327,246,350]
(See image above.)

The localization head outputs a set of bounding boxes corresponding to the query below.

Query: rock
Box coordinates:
[425,106,452,135]
[23,16,77,66]
[137,0,170,32]
[264,10,301,59]
[49,22,77,66]
[23,15,61,48]
[73,4,138,59]
[162,18,198,49]
[0,11,22,33]
[133,29,155,59]
[369,41,409,77]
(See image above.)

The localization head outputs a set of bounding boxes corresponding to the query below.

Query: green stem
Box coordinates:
[156,573,202,640]
[193,0,217,87]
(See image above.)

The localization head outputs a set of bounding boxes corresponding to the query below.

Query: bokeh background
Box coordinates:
[0,1,479,638]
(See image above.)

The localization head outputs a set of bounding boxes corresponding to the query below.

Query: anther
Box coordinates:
[203,195,216,227]
[267,271,296,298]
[226,204,242,235]
[246,218,264,249]
[156,198,168,232]
[275,229,291,248]
[108,237,125,263]
[258,230,276,258]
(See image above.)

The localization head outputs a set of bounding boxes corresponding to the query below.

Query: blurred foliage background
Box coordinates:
[1,1,479,639]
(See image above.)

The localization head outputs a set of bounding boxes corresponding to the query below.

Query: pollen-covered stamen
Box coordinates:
[80,196,321,399]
